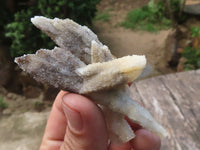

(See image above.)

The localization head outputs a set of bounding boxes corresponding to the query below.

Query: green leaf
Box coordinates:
[121,0,171,32]
[0,96,7,109]
[190,27,200,37]
[4,0,100,57]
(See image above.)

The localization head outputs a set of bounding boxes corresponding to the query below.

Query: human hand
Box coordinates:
[40,91,161,150]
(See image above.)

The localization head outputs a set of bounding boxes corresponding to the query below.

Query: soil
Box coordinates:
[93,0,176,75]
[0,86,52,115]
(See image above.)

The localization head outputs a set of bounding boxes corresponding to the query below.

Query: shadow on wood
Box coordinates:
[130,69,200,150]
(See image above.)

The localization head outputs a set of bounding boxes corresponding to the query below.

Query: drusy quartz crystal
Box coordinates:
[15,16,168,144]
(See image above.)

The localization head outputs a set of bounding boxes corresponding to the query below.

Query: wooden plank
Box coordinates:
[160,70,200,138]
[130,70,200,150]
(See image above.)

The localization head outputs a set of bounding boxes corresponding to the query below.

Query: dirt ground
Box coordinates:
[93,0,176,75]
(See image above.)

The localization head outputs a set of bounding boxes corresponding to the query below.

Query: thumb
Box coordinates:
[60,93,108,150]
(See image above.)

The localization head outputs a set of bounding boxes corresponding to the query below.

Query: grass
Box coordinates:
[182,26,200,70]
[182,46,200,70]
[121,0,171,32]
[94,11,110,22]
[0,96,7,109]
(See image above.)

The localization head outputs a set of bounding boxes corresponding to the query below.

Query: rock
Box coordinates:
[184,2,200,15]
[15,16,168,143]
[15,16,146,94]
[165,30,177,64]
[178,25,188,35]
[22,85,42,98]
[2,108,11,115]
[177,48,184,54]
[178,39,190,48]
[177,57,187,72]
[6,92,20,100]
[0,111,49,150]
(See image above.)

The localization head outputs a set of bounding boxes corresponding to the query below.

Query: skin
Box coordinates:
[40,90,161,150]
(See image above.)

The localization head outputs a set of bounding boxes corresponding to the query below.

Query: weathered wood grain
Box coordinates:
[130,70,200,150]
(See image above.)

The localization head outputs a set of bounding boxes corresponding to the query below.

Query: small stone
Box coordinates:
[184,3,200,15]
[177,48,184,54]
[6,93,18,100]
[2,109,11,115]
[177,57,187,72]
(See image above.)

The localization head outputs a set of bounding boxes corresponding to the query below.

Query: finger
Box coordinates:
[125,116,142,131]
[130,129,161,150]
[40,90,69,150]
[60,93,108,150]
[109,142,132,150]
[128,82,132,86]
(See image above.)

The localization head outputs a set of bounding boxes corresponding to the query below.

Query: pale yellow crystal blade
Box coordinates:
[77,55,146,93]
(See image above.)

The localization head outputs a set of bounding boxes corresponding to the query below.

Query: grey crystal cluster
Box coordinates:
[15,16,168,144]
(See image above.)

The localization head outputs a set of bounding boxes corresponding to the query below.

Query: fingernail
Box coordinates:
[62,95,83,132]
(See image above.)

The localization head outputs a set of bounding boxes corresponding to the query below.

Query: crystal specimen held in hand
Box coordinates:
[15,16,168,144]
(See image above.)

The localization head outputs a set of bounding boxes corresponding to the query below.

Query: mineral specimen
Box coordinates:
[15,16,168,144]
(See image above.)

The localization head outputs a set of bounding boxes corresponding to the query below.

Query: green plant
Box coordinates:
[182,46,200,70]
[190,27,200,38]
[162,0,186,22]
[182,26,200,70]
[121,0,172,32]
[34,101,43,107]
[94,11,110,22]
[67,0,101,25]
[5,9,55,57]
[4,0,101,57]
[0,96,7,109]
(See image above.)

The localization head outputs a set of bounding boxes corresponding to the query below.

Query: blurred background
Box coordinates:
[0,0,200,149]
